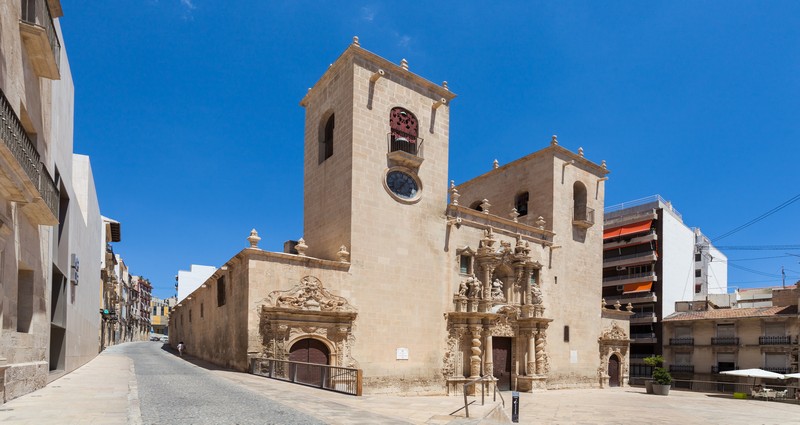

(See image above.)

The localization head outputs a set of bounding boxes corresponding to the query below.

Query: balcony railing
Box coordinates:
[387,132,424,157]
[603,271,656,284]
[760,336,791,345]
[0,89,59,220]
[711,337,739,346]
[250,357,362,396]
[764,367,792,374]
[631,332,657,341]
[711,365,736,374]
[19,0,61,78]
[604,250,657,264]
[669,365,694,373]
[573,205,595,228]
[604,292,657,306]
[670,337,694,346]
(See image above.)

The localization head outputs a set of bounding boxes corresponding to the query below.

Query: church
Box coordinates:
[169,39,632,394]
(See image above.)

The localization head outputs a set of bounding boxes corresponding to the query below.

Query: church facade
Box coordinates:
[169,40,632,394]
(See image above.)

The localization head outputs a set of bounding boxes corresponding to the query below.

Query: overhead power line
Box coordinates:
[728,263,784,278]
[715,245,800,251]
[712,193,800,242]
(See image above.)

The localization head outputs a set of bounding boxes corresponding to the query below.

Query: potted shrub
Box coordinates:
[642,355,664,394]
[651,366,673,396]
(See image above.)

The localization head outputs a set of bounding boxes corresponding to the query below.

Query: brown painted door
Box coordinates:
[289,339,330,386]
[493,337,512,391]
[608,355,620,387]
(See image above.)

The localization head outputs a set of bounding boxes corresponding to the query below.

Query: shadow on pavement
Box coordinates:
[157,343,230,372]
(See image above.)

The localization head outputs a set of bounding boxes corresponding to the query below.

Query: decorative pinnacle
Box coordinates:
[352,36,360,46]
[400,58,409,70]
[493,159,499,169]
[601,160,607,169]
[337,245,350,262]
[551,135,558,146]
[578,147,584,157]
[247,229,261,248]
[509,208,519,223]
[442,81,449,90]
[295,237,308,256]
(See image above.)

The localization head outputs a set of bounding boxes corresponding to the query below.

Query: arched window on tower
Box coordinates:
[515,192,529,217]
[389,107,420,156]
[319,113,334,163]
[572,181,593,225]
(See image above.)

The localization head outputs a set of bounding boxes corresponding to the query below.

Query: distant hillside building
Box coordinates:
[601,195,727,380]
[170,40,632,394]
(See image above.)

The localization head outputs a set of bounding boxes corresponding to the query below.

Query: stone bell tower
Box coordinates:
[300,38,458,387]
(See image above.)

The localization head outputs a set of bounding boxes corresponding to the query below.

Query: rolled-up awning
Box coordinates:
[622,282,653,294]
[603,220,653,239]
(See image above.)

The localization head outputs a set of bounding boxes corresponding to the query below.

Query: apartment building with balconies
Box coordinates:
[602,195,727,380]
[662,284,800,383]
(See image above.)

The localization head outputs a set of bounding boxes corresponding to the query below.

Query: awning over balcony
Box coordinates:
[603,220,653,239]
[623,282,653,294]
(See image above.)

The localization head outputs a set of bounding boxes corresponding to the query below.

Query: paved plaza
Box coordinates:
[0,343,798,424]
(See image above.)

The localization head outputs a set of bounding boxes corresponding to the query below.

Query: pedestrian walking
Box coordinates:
[177,341,185,357]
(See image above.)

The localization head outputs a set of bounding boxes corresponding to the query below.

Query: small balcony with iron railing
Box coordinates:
[711,365,736,374]
[19,0,61,79]
[764,366,792,374]
[759,336,792,345]
[386,131,424,169]
[0,89,59,225]
[572,205,595,228]
[711,337,739,346]
[603,250,658,269]
[669,364,694,374]
[669,337,695,346]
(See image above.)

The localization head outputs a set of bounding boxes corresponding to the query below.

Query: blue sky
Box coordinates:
[60,1,800,299]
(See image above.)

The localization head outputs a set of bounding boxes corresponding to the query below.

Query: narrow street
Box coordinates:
[110,342,325,425]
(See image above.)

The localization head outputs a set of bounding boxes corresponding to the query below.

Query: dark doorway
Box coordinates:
[289,338,330,386]
[608,355,620,387]
[492,337,513,391]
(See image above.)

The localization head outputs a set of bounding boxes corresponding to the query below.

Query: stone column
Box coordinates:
[469,326,482,378]
[527,331,537,375]
[484,331,493,378]
[522,266,532,305]
[535,328,546,375]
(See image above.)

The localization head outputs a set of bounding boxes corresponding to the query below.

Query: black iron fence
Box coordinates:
[669,365,694,373]
[671,379,799,401]
[760,336,791,345]
[387,132,424,157]
[711,337,739,345]
[250,357,362,396]
[669,337,694,346]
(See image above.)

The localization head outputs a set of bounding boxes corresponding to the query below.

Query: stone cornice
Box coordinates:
[446,204,554,245]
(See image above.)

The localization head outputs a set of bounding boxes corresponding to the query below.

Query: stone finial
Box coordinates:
[535,216,546,229]
[450,186,460,206]
[614,300,622,311]
[247,229,261,248]
[601,160,607,169]
[493,159,499,169]
[400,58,409,70]
[578,147,584,157]
[626,303,634,312]
[450,180,455,190]
[551,135,558,146]
[352,36,360,46]
[337,245,350,262]
[509,208,519,222]
[295,238,308,256]
[480,199,491,214]
[601,298,607,310]
[442,81,449,90]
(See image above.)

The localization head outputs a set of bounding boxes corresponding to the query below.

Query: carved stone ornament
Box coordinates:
[600,322,629,341]
[266,276,355,312]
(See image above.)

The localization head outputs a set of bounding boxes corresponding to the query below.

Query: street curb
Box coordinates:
[127,357,142,425]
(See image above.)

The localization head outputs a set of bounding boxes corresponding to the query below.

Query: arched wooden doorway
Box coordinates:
[608,354,621,387]
[289,338,330,386]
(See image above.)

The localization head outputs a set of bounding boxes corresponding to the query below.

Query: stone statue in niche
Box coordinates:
[530,283,543,305]
[466,275,482,299]
[491,278,506,302]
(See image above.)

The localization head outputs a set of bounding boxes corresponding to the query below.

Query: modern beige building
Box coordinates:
[170,40,631,394]
[662,284,799,383]
[1,0,104,403]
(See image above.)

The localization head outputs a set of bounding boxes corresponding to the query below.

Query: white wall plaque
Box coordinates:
[396,347,409,360]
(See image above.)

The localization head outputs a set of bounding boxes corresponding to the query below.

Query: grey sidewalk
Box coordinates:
[3,344,797,424]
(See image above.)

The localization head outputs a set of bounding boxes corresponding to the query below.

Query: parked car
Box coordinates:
[160,336,169,343]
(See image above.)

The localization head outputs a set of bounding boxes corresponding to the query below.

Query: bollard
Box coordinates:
[511,391,520,423]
